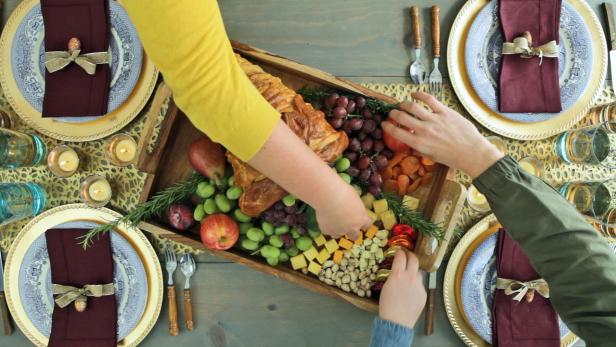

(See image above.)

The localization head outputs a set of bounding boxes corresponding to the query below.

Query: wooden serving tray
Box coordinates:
[136,42,466,312]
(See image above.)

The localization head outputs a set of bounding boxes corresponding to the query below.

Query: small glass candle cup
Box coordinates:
[47,145,80,177]
[0,109,14,129]
[518,156,544,178]
[106,133,137,167]
[467,185,491,213]
[486,136,508,155]
[80,175,112,208]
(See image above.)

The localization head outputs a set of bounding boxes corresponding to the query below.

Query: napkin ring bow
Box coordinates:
[496,277,550,303]
[44,37,110,75]
[52,283,115,312]
[502,31,559,66]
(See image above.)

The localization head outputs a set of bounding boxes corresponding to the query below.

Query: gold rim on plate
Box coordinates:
[447,0,607,140]
[0,0,159,142]
[4,204,163,347]
[443,214,578,347]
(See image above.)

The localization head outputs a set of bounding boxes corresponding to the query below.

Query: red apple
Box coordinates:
[382,120,411,152]
[188,137,226,187]
[200,214,239,250]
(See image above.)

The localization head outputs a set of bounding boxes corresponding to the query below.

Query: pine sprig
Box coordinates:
[381,192,445,241]
[79,173,204,249]
[297,86,398,115]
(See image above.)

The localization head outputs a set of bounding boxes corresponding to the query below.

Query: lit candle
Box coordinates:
[518,156,544,178]
[47,145,79,177]
[467,185,490,212]
[58,150,79,172]
[88,179,112,202]
[107,134,137,166]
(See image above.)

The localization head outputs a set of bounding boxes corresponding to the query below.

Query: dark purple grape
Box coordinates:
[374,154,388,169]
[346,100,357,114]
[350,118,364,131]
[284,205,297,214]
[362,109,373,119]
[356,156,371,170]
[369,185,382,197]
[274,202,285,210]
[337,96,349,108]
[345,151,358,162]
[284,215,296,225]
[361,138,374,152]
[382,149,394,159]
[296,225,308,235]
[264,214,276,223]
[370,172,383,186]
[347,166,360,177]
[355,96,367,109]
[274,210,286,220]
[295,214,307,225]
[281,233,295,248]
[357,132,367,141]
[362,119,377,133]
[349,137,361,152]
[373,140,385,153]
[332,106,348,119]
[343,120,353,133]
[324,93,339,109]
[330,118,343,129]
[373,113,384,124]
[372,128,383,140]
[359,169,372,182]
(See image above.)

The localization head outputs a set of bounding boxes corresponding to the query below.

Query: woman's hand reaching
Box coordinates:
[382,92,504,178]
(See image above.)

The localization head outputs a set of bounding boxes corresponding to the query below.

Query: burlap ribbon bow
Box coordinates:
[502,32,559,66]
[496,277,550,303]
[52,283,115,309]
[44,49,110,75]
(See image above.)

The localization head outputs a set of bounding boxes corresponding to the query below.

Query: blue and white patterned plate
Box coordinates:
[460,233,573,344]
[18,221,148,341]
[465,0,592,123]
[10,0,142,122]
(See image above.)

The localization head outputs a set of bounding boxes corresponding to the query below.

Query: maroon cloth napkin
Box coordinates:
[492,229,559,347]
[41,0,110,117]
[45,229,116,347]
[498,0,562,113]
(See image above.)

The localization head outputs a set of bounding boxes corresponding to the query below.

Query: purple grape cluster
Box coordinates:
[324,93,393,196]
[262,201,308,231]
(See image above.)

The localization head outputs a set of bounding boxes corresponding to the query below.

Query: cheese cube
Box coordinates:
[303,247,318,261]
[403,195,420,210]
[325,239,339,253]
[314,234,327,247]
[333,250,344,264]
[373,199,389,215]
[365,225,378,239]
[338,237,354,250]
[316,248,330,264]
[308,261,322,276]
[354,232,363,245]
[366,209,377,222]
[290,254,307,270]
[381,210,397,230]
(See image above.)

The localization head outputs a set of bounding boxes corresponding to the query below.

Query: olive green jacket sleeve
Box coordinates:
[474,156,616,347]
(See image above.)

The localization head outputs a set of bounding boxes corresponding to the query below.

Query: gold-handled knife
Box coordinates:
[424,270,437,335]
[0,253,13,335]
[604,3,616,88]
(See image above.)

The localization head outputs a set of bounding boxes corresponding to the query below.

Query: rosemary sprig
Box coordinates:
[381,192,445,241]
[80,173,204,249]
[298,86,398,115]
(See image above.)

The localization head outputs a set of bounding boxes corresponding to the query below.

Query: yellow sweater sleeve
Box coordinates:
[123,0,280,161]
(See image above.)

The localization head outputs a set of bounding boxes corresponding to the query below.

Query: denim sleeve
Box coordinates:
[369,317,414,347]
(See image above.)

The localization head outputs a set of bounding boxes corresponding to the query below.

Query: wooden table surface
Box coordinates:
[2,0,607,346]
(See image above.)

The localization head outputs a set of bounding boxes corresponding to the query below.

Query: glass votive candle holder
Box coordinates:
[0,109,14,129]
[80,175,112,208]
[467,185,491,213]
[106,133,137,167]
[47,145,80,177]
[518,156,544,178]
[486,136,508,155]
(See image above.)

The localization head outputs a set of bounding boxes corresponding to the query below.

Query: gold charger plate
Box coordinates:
[0,0,158,142]
[3,204,163,347]
[447,0,607,140]
[443,214,578,347]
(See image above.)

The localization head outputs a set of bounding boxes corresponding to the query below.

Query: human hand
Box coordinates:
[381,92,504,178]
[315,182,372,240]
[379,250,426,329]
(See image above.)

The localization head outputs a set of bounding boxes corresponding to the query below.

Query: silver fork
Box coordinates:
[429,5,442,96]
[179,254,196,331]
[409,6,426,84]
[164,247,179,336]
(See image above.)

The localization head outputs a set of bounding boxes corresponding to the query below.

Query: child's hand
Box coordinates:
[382,92,504,178]
[379,250,426,329]
[315,182,372,240]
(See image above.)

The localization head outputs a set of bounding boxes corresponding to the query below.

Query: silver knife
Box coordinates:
[425,270,437,335]
[604,3,616,88]
[0,253,13,335]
